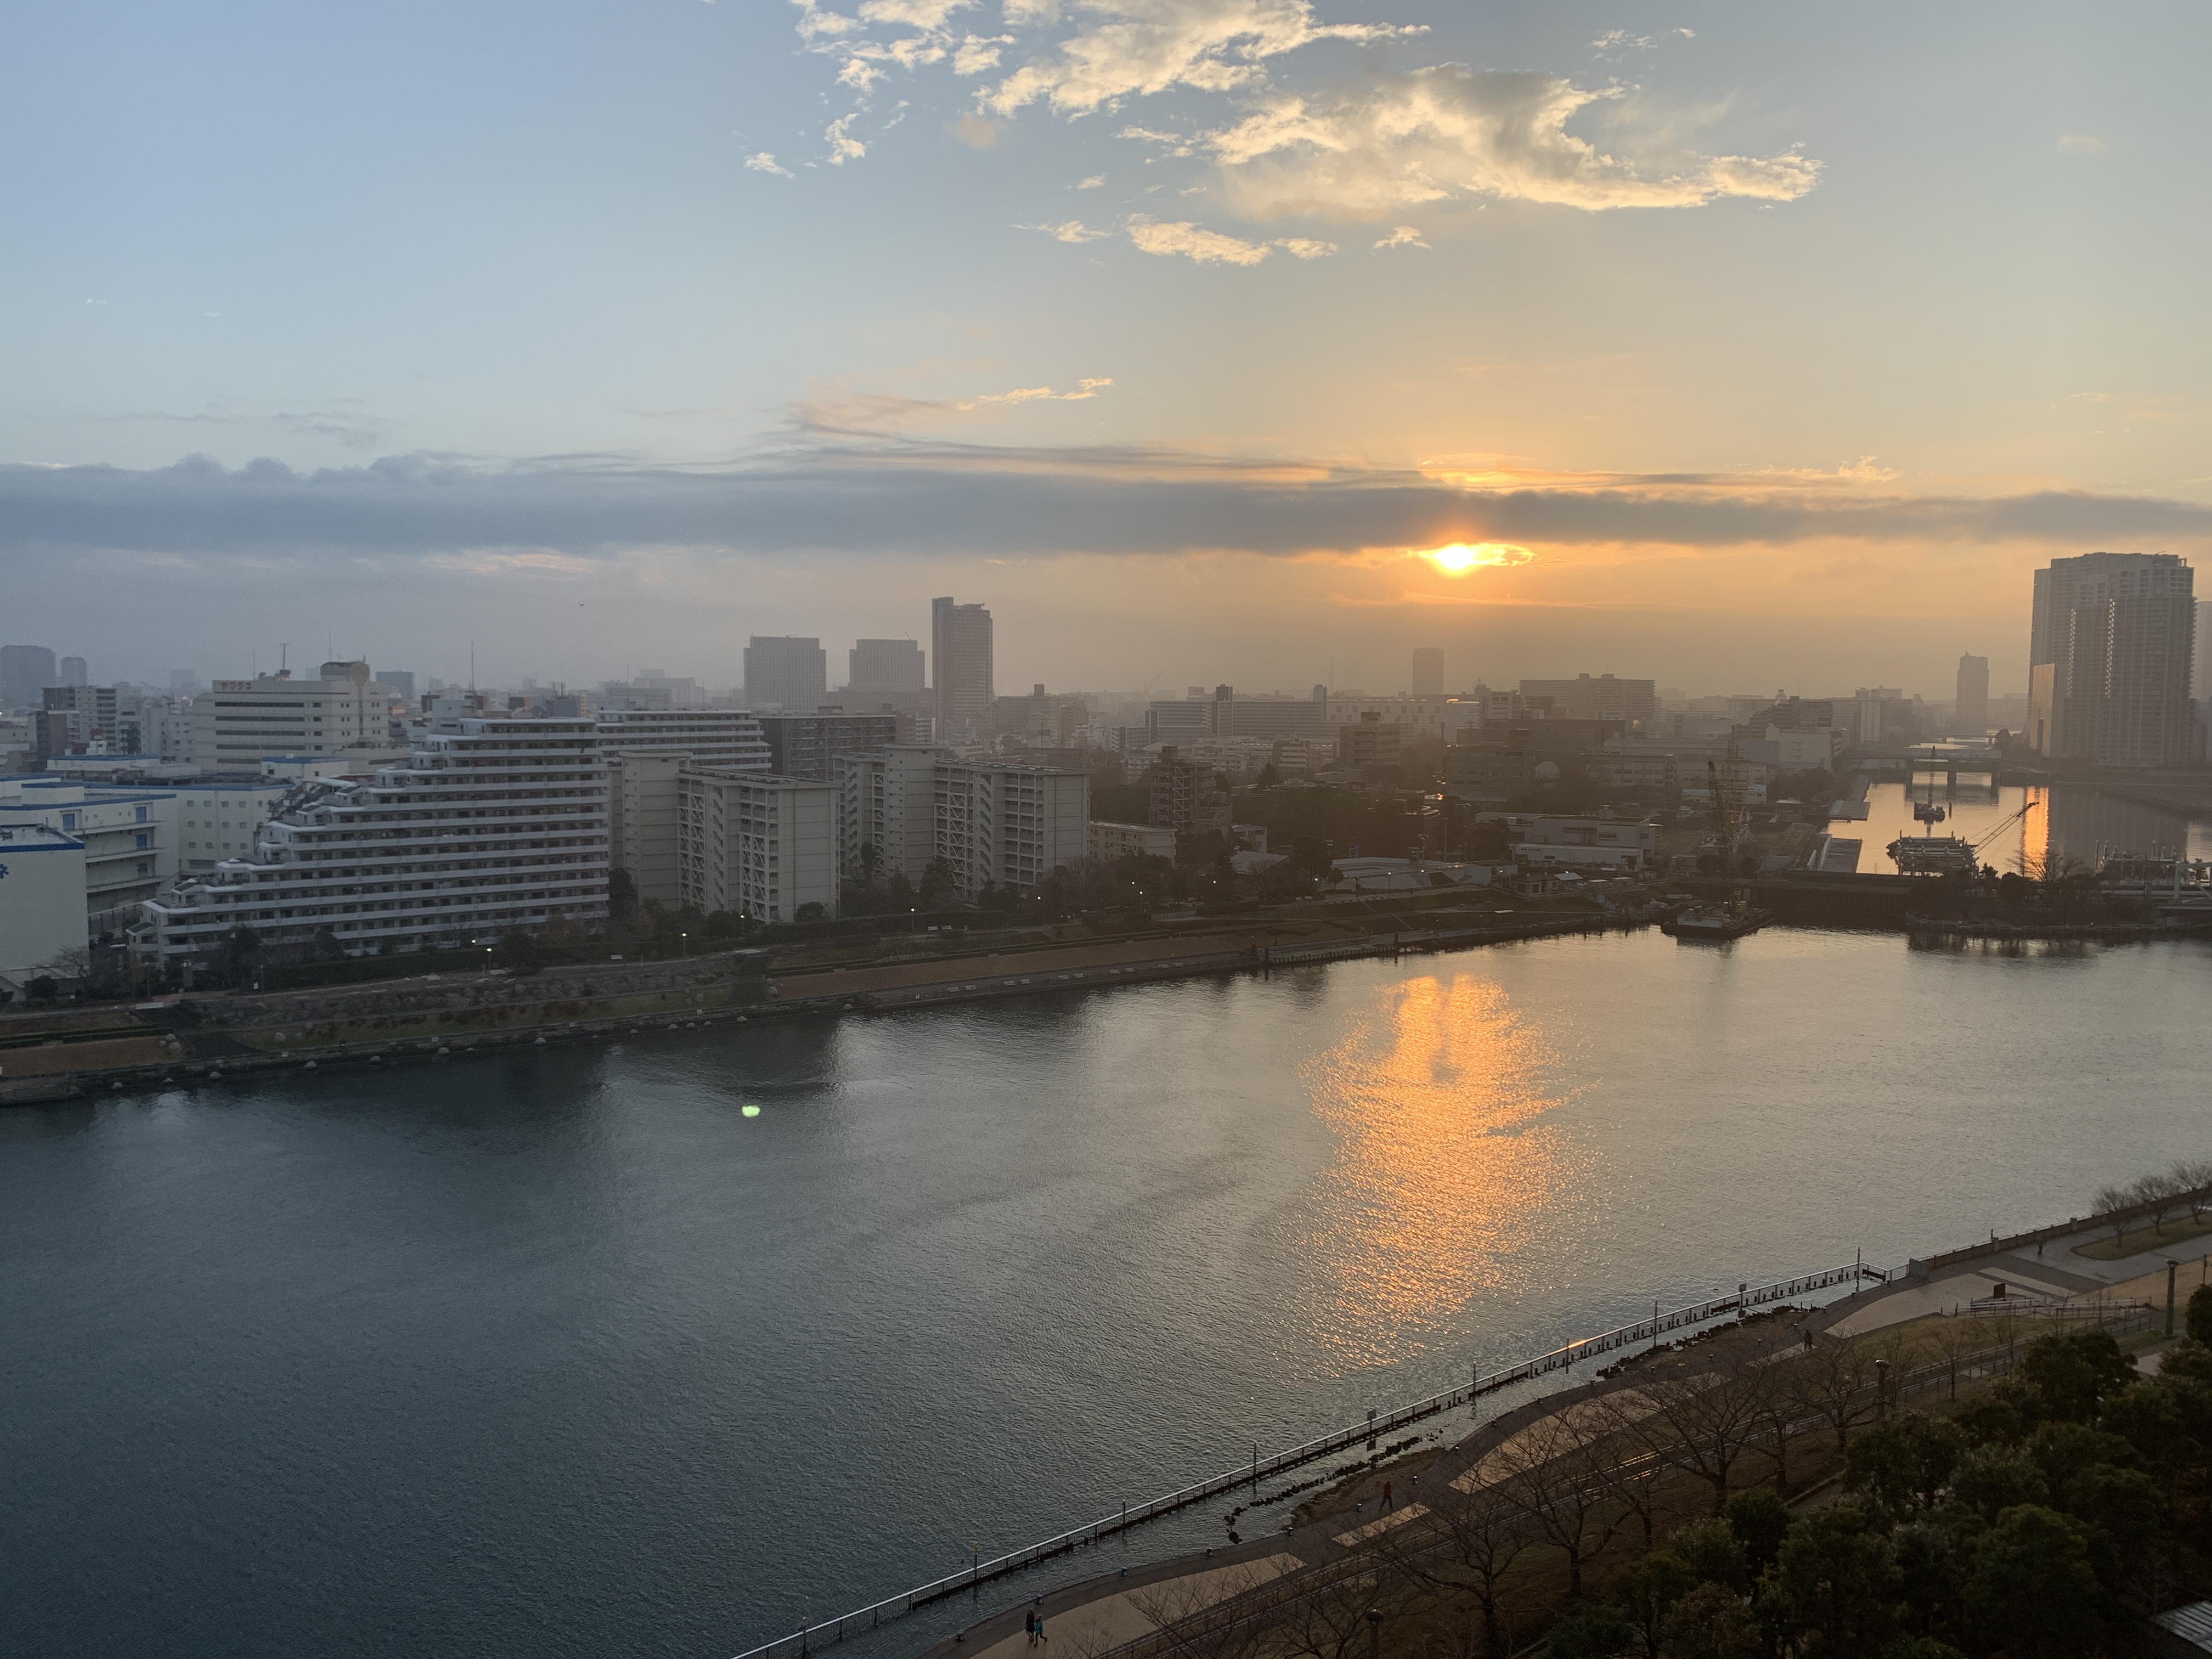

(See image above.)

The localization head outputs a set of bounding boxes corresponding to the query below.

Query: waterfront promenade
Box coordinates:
[902,1207,2212,1659]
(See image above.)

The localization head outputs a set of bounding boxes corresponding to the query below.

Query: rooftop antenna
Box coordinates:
[279,642,288,673]
[470,641,476,693]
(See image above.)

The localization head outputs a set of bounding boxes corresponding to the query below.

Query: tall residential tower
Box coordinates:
[2028,552,2197,766]
[930,597,994,735]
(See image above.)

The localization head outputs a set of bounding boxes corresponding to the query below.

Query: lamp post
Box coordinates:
[1365,1607,1382,1659]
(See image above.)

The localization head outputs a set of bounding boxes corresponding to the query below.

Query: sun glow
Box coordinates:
[1419,541,1532,574]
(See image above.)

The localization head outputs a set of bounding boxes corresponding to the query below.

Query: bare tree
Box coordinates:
[2133,1171,2187,1235]
[1489,1399,1629,1601]
[1269,1560,1391,1659]
[1125,1563,1279,1659]
[2175,1160,2212,1224]
[1783,1332,1895,1458]
[2091,1182,2137,1248]
[1373,1477,1536,1659]
[35,945,92,981]
[1622,1355,1776,1517]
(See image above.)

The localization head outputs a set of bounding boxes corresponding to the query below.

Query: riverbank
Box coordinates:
[0,903,1653,1103]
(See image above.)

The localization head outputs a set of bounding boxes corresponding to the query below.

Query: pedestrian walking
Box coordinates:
[1036,1616,1048,1645]
[1026,1611,1037,1647]
[1382,1481,1393,1511]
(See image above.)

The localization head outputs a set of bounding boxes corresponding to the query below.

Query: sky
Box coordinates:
[4,0,2210,698]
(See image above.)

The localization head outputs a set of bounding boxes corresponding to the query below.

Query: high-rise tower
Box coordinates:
[930,597,994,734]
[2028,552,2196,765]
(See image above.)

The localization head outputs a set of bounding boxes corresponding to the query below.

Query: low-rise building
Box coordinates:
[0,822,87,992]
[1089,820,1177,861]
[1338,712,1403,770]
[1513,814,1658,872]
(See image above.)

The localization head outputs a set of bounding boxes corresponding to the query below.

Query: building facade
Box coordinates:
[1,646,58,713]
[136,718,608,963]
[1954,653,1990,736]
[756,712,898,780]
[834,745,1087,898]
[191,661,396,771]
[676,769,840,924]
[1088,820,1177,861]
[845,639,926,706]
[2029,552,2198,766]
[1412,647,1445,697]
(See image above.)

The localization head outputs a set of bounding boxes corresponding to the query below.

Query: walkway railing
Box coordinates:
[727,1259,1891,1659]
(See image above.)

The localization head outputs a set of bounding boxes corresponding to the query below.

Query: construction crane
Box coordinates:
[1968,798,2038,859]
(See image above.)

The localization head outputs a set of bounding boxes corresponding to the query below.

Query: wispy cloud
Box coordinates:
[2057,132,2109,155]
[794,378,1114,433]
[1271,235,1338,258]
[744,151,795,176]
[1372,224,1427,251]
[1020,218,1111,242]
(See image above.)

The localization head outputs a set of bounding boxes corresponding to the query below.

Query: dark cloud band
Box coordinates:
[4,448,2208,560]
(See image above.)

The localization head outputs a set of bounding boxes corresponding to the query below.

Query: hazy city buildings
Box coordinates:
[2,645,58,711]
[1412,647,1445,697]
[742,636,828,714]
[1088,820,1176,861]
[1518,674,1658,729]
[2028,552,2198,766]
[844,639,927,708]
[137,717,610,964]
[1955,653,1990,735]
[930,597,994,733]
[0,821,84,990]
[1338,711,1403,770]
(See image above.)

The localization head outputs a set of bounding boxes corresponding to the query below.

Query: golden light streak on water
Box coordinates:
[1295,973,1582,1370]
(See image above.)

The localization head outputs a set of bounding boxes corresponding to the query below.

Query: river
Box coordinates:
[4,927,2208,1658]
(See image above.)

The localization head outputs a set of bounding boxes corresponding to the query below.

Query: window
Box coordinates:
[61,812,76,831]
[136,805,149,822]
[136,833,149,849]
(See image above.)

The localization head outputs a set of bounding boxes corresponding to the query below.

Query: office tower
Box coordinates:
[379,670,416,701]
[1954,653,1990,735]
[58,656,88,686]
[2028,552,2197,765]
[930,597,994,732]
[1412,647,1444,697]
[756,712,898,780]
[742,636,828,713]
[846,639,926,705]
[37,685,120,756]
[2,645,58,711]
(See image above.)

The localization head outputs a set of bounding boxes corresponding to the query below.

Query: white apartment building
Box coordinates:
[836,747,1089,898]
[136,718,607,964]
[596,709,770,896]
[0,822,87,990]
[676,769,840,923]
[611,751,688,906]
[192,660,397,771]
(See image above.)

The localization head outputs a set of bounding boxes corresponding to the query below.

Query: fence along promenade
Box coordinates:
[729,1259,1889,1659]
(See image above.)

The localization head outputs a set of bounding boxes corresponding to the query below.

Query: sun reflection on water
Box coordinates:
[1295,973,1583,1370]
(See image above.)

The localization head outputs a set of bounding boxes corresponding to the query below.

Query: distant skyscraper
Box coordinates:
[2195,600,2212,700]
[1954,653,1990,735]
[845,638,926,704]
[59,656,87,686]
[742,636,828,712]
[1412,647,1444,697]
[930,597,994,732]
[2028,552,2197,765]
[2,645,57,712]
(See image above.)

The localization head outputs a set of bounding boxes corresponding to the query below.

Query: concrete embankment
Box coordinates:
[0,908,1646,1102]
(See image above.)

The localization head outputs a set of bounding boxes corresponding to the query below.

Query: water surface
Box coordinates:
[4,929,2207,1658]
